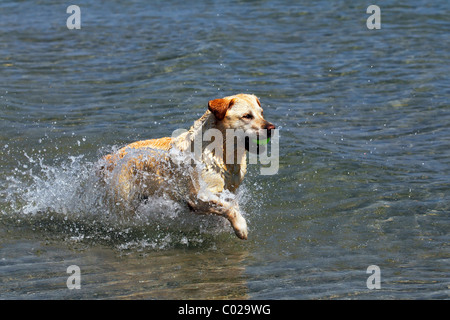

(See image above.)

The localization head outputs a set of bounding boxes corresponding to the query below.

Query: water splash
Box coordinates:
[0,147,249,250]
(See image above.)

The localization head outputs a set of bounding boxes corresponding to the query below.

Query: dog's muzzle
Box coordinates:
[265,122,276,138]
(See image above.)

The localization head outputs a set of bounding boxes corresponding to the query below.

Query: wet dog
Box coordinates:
[101,94,275,239]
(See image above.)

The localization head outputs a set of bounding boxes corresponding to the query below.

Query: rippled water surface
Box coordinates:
[1,0,449,299]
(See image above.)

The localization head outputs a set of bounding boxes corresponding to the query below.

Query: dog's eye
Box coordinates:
[242,114,253,119]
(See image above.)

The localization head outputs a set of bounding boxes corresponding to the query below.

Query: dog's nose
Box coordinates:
[265,122,276,138]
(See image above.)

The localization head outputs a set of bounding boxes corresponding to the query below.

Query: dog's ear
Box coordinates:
[208,98,235,120]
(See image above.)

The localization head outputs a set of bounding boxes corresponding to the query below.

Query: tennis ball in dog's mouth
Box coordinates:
[252,137,271,145]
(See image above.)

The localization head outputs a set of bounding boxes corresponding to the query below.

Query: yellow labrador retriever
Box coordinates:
[101,94,275,240]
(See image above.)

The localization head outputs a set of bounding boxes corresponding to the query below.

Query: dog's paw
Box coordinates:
[231,213,248,240]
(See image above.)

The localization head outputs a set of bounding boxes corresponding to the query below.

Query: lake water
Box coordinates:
[0,0,449,299]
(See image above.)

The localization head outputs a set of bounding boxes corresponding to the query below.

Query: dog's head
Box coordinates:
[208,94,275,151]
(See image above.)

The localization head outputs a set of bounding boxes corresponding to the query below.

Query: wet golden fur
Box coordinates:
[101,94,275,239]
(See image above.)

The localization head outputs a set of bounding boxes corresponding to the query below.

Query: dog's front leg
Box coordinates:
[224,203,248,240]
[187,197,248,240]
